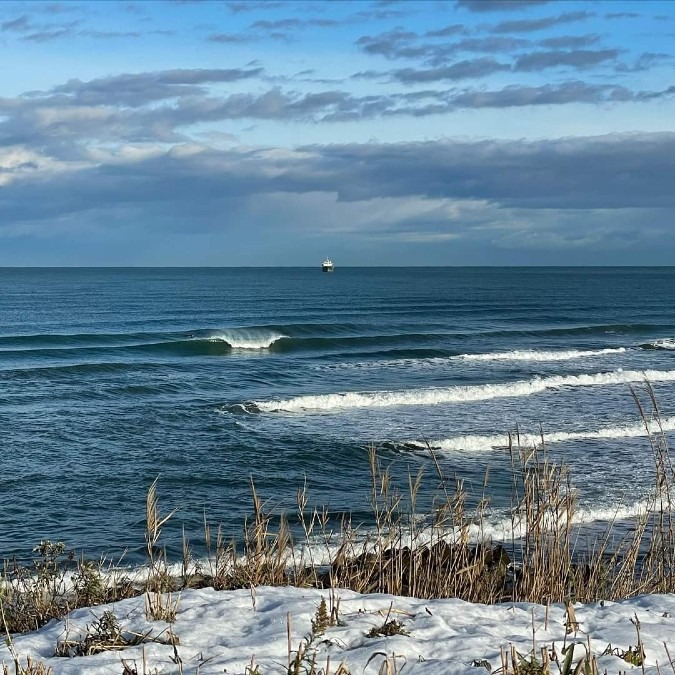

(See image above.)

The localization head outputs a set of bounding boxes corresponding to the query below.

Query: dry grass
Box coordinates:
[144,479,180,622]
[1,657,53,675]
[286,608,350,675]
[497,641,601,675]
[1,600,53,675]
[54,610,178,658]
[0,544,136,635]
[494,608,650,675]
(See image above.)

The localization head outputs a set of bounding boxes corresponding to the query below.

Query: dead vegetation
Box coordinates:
[54,610,178,658]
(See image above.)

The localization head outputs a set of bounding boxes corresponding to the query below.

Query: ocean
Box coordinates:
[1,267,674,564]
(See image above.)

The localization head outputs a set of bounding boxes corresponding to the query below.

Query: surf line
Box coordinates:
[253,368,675,413]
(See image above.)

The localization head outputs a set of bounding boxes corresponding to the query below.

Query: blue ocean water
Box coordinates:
[1,267,675,563]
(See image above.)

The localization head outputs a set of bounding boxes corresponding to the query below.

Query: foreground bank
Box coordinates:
[4,585,675,674]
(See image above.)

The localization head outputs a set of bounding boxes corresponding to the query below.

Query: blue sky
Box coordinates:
[1,0,674,266]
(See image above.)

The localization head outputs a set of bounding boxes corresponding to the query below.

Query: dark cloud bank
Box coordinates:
[2,133,675,231]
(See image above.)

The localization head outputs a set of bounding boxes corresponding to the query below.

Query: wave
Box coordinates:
[0,326,446,357]
[252,368,675,413]
[405,416,675,453]
[314,347,626,371]
[572,499,658,526]
[206,330,287,350]
[522,323,672,337]
[1,361,141,378]
[292,495,661,559]
[641,338,675,350]
[473,497,658,542]
[459,347,627,362]
[1,324,668,359]
[0,332,160,355]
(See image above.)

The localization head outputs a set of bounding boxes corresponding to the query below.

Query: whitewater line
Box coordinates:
[471,497,658,542]
[253,368,675,413]
[408,416,675,453]
[313,347,627,371]
[647,338,675,350]
[458,347,626,362]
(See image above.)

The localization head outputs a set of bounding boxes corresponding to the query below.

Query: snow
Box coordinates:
[4,586,675,674]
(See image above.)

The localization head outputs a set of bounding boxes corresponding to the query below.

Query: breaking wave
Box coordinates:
[642,338,675,350]
[473,497,658,542]
[206,330,287,350]
[315,347,627,371]
[459,347,626,362]
[405,416,675,453]
[253,368,675,413]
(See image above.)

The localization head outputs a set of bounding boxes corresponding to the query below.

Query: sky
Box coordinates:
[0,0,674,266]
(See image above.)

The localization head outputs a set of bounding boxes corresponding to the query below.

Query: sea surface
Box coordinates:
[1,267,674,564]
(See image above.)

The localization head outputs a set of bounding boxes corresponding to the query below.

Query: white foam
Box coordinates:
[572,499,656,526]
[255,368,675,413]
[470,497,657,542]
[207,329,287,350]
[649,338,675,350]
[419,416,675,453]
[459,347,626,362]
[296,496,662,551]
[312,347,626,372]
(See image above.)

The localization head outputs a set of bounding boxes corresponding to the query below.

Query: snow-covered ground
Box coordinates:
[5,586,675,674]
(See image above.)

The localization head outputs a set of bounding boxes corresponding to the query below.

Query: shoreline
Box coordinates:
[3,400,675,673]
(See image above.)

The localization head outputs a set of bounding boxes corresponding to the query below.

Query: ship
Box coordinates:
[321,258,335,272]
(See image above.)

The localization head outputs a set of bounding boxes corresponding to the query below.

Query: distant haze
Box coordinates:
[0,0,674,266]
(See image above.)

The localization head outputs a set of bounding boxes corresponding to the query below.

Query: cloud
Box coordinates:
[0,11,171,43]
[3,132,675,223]
[488,11,592,33]
[2,131,675,264]
[226,1,285,13]
[49,68,265,107]
[455,0,551,12]
[442,81,635,108]
[241,7,415,41]
[425,24,468,38]
[23,27,77,42]
[392,58,510,83]
[251,18,339,30]
[39,3,84,13]
[208,32,255,43]
[0,86,391,147]
[356,30,531,64]
[514,48,620,71]
[0,13,81,40]
[605,12,641,20]
[356,23,660,76]
[633,84,675,101]
[355,28,418,59]
[283,134,675,211]
[2,69,672,154]
[83,29,174,40]
[440,36,531,57]
[1,16,31,31]
[617,52,673,72]
[538,34,601,49]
